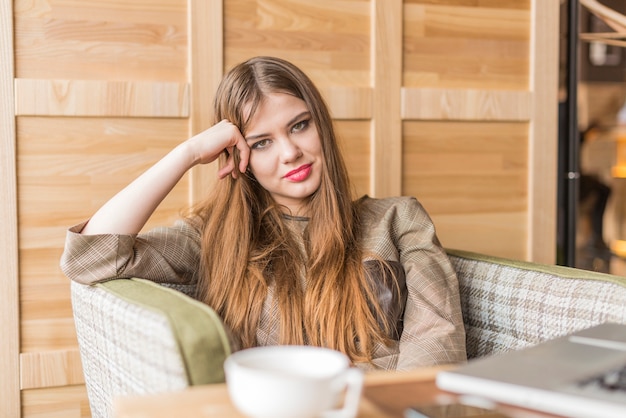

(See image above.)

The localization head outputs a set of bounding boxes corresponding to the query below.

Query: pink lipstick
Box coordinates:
[284,164,312,182]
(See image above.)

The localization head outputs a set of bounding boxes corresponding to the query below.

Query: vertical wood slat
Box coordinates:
[370,0,403,197]
[1,1,20,417]
[189,0,223,204]
[528,0,559,263]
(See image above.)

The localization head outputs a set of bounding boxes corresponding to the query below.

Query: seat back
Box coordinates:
[447,249,626,359]
[71,278,231,418]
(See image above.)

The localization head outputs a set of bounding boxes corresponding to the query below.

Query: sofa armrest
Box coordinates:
[71,278,231,418]
[447,249,626,359]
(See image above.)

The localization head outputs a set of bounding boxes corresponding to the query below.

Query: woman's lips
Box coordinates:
[284,164,312,182]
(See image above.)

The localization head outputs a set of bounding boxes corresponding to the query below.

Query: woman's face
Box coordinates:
[244,92,323,216]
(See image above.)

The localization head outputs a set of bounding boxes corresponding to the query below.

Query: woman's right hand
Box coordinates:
[185,120,250,179]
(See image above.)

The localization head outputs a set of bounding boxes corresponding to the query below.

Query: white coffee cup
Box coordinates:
[224,345,363,418]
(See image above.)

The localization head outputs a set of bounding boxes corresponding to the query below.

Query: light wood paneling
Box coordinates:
[1,1,20,417]
[401,88,531,121]
[528,0,559,263]
[17,116,188,355]
[21,350,84,390]
[403,1,530,89]
[321,87,373,120]
[403,120,528,257]
[21,318,80,354]
[335,120,371,197]
[14,0,187,81]
[13,0,192,412]
[435,212,527,259]
[371,0,403,197]
[223,0,371,87]
[22,385,90,418]
[188,0,223,204]
[15,80,189,117]
[16,117,189,230]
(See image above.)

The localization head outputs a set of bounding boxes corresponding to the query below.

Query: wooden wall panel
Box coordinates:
[20,350,84,390]
[335,121,371,197]
[401,1,533,259]
[403,121,528,257]
[371,0,403,197]
[403,1,530,89]
[1,1,20,417]
[13,0,192,415]
[22,385,90,418]
[3,0,559,417]
[14,0,187,81]
[223,0,370,87]
[17,116,188,355]
[527,0,559,263]
[401,88,531,121]
[400,0,558,263]
[15,80,189,117]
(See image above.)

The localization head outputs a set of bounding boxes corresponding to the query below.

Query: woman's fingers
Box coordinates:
[189,120,250,179]
[217,159,236,179]
[236,139,250,173]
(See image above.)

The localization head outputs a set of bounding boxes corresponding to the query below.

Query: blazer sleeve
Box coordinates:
[393,197,467,369]
[59,219,202,286]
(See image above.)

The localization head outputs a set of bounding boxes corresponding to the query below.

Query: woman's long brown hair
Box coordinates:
[191,56,393,363]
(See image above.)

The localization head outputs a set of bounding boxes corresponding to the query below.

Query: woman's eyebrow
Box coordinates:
[288,111,310,126]
[245,111,311,142]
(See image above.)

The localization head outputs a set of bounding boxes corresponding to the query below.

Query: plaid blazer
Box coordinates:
[61,196,466,370]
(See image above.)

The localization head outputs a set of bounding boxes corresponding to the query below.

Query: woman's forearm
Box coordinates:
[80,120,249,235]
[81,143,195,235]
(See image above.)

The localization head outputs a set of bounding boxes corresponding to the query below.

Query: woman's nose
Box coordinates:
[279,138,302,162]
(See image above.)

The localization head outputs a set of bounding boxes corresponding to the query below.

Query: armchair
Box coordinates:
[71,249,626,417]
[71,278,231,418]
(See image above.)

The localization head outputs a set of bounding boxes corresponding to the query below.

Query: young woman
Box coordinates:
[61,56,466,370]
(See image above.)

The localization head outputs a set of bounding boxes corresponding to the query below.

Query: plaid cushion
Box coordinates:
[448,249,626,359]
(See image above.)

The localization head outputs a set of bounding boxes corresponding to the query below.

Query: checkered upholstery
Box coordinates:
[71,278,230,418]
[448,249,626,359]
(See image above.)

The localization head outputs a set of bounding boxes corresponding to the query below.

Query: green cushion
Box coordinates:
[97,278,231,385]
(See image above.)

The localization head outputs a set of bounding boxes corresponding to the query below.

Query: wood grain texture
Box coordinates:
[189,0,223,204]
[22,385,90,418]
[15,79,189,117]
[401,88,531,121]
[1,0,20,416]
[321,86,373,120]
[335,120,371,197]
[14,0,187,81]
[223,0,370,87]
[17,116,188,353]
[403,1,530,89]
[527,0,559,263]
[21,350,84,390]
[371,0,403,197]
[403,120,528,258]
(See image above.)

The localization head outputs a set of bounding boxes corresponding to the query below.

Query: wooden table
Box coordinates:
[113,366,559,418]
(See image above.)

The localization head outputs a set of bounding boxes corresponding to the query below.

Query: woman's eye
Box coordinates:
[251,139,270,150]
[291,119,309,133]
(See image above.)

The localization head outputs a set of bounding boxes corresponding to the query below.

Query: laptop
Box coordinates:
[436,322,626,418]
